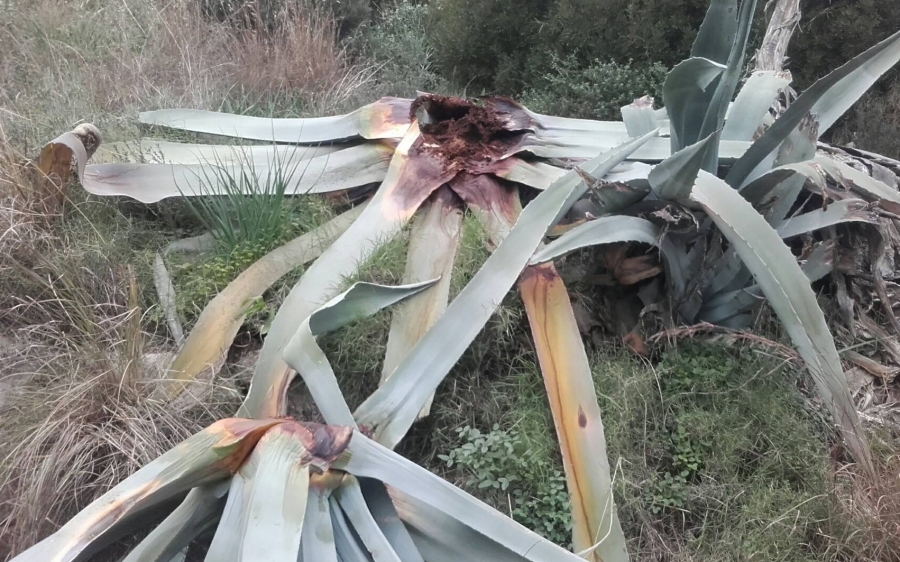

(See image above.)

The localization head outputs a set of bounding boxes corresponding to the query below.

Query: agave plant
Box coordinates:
[28,0,900,560]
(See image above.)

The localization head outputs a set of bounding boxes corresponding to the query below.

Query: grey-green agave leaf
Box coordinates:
[649,132,718,203]
[727,29,900,188]
[691,0,738,65]
[690,171,874,477]
[282,281,437,427]
[664,57,725,152]
[722,71,792,142]
[334,432,586,562]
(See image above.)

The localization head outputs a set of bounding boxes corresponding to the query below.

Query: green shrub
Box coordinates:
[539,0,712,69]
[426,0,550,93]
[439,425,572,547]
[360,2,447,97]
[521,55,667,120]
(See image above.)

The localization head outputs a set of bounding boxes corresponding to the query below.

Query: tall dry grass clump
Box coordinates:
[0,0,372,148]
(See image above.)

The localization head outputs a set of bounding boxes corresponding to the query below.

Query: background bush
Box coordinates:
[521,56,667,120]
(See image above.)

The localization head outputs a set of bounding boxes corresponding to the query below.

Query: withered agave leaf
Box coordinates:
[283,280,437,426]
[620,96,659,137]
[99,140,342,165]
[354,134,656,449]
[816,154,900,213]
[519,263,628,562]
[381,188,463,418]
[11,419,282,562]
[776,198,877,239]
[82,143,394,203]
[334,432,586,562]
[241,124,454,419]
[301,475,339,562]
[236,425,311,561]
[517,134,751,162]
[156,204,364,402]
[690,171,875,477]
[358,477,426,561]
[139,97,413,143]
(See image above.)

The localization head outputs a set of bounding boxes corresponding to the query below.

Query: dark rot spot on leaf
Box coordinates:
[578,407,588,428]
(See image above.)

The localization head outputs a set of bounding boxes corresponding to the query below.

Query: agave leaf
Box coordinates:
[82,143,394,203]
[621,96,659,137]
[519,134,750,162]
[664,57,726,151]
[139,97,413,143]
[11,419,281,562]
[493,158,567,190]
[700,240,835,324]
[239,426,311,562]
[691,0,738,65]
[282,281,436,423]
[519,263,628,562]
[331,495,373,561]
[554,131,660,227]
[505,98,670,138]
[359,478,426,562]
[722,71,792,141]
[530,215,662,264]
[335,477,408,562]
[241,125,454,419]
[381,188,463,418]
[353,136,655,448]
[103,140,342,165]
[301,475,339,562]
[204,452,259,562]
[649,132,718,203]
[122,483,229,562]
[697,0,758,167]
[727,30,900,188]
[816,154,900,213]
[334,432,585,562]
[758,115,821,225]
[738,165,819,206]
[156,205,363,402]
[690,171,874,476]
[153,253,184,347]
[776,199,877,239]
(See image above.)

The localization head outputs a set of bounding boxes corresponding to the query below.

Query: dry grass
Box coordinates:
[828,459,900,562]
[0,1,362,557]
[0,0,373,148]
[0,316,243,557]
